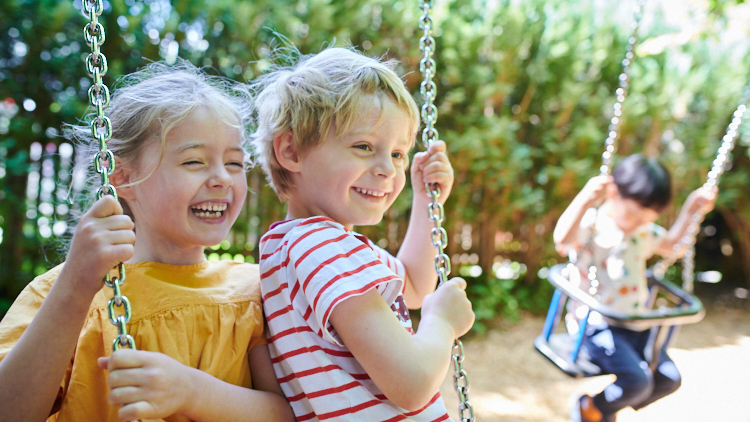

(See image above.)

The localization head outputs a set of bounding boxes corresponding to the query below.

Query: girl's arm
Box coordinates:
[398,141,453,309]
[329,277,474,411]
[0,196,135,422]
[553,175,612,254]
[99,346,295,422]
[655,186,718,257]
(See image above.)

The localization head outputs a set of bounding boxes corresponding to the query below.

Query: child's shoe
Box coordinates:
[569,394,603,422]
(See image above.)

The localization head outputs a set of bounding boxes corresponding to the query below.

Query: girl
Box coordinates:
[0,61,294,422]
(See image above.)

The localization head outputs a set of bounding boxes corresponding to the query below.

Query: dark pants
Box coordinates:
[583,325,681,417]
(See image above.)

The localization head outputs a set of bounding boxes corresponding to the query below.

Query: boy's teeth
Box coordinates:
[191,203,228,218]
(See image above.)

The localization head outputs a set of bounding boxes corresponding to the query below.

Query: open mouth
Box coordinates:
[190,202,228,219]
[354,187,387,198]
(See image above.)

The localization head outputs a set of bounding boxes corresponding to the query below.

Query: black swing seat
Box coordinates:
[534,263,705,378]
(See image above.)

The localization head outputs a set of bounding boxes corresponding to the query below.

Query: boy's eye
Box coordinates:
[227,161,245,169]
[183,160,202,165]
[354,144,371,151]
[392,151,405,160]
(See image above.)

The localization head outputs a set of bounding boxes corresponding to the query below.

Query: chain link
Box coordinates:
[600,0,646,176]
[82,2,138,414]
[652,79,750,288]
[419,2,473,420]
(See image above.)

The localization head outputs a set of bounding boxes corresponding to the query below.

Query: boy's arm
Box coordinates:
[655,186,718,257]
[553,175,611,255]
[329,278,474,412]
[398,141,453,309]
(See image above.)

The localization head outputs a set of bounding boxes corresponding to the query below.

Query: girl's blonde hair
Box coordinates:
[250,46,420,201]
[66,59,252,224]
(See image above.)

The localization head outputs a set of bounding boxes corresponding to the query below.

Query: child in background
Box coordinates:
[251,46,475,421]
[0,61,294,422]
[553,154,717,422]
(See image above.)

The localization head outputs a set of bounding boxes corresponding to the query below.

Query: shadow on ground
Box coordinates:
[439,302,750,422]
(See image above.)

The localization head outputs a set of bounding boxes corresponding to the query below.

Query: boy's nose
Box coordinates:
[374,155,397,178]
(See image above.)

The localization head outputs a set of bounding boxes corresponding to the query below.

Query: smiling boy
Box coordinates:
[251,47,474,421]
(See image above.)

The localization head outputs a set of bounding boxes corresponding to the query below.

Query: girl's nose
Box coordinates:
[209,164,233,188]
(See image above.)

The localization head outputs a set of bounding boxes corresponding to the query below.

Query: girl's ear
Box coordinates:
[110,157,135,200]
[273,131,301,173]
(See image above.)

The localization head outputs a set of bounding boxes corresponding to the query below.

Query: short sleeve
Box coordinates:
[0,266,71,417]
[288,222,403,346]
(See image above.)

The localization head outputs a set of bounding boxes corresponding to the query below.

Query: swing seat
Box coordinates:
[534,264,705,378]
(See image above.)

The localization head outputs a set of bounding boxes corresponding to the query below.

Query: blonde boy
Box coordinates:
[251,47,474,421]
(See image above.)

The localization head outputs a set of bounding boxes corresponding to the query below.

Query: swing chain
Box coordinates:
[653,78,750,288]
[82,0,137,358]
[419,2,473,421]
[600,0,646,176]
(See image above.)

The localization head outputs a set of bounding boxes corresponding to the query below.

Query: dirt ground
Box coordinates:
[438,305,750,422]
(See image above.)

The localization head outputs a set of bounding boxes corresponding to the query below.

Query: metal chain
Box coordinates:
[600,0,646,176]
[83,0,137,359]
[652,78,750,288]
[418,2,473,421]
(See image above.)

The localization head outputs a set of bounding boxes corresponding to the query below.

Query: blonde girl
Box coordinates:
[0,60,294,422]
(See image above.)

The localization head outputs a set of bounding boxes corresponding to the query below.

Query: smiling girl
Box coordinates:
[0,61,294,422]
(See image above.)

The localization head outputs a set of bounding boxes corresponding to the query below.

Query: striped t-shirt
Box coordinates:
[259,216,452,421]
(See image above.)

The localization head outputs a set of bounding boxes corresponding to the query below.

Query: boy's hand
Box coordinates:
[580,174,612,208]
[421,277,474,339]
[98,349,197,421]
[685,185,718,216]
[64,196,135,296]
[411,140,454,204]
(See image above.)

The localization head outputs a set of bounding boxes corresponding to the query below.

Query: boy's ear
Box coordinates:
[110,157,135,200]
[273,131,301,173]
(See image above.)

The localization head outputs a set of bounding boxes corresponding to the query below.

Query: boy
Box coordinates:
[553,154,717,422]
[251,47,474,421]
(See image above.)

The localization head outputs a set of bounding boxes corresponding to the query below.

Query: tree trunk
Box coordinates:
[718,208,750,287]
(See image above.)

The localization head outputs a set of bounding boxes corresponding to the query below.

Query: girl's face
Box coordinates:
[285,96,411,230]
[120,106,248,264]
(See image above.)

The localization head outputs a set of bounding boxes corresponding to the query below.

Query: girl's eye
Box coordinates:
[227,161,245,169]
[354,144,371,151]
[183,160,202,166]
[392,151,405,160]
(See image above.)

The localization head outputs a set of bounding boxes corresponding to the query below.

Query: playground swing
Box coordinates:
[534,0,750,378]
[418,1,475,421]
[78,0,474,420]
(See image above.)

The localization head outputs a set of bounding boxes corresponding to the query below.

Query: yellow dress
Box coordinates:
[0,260,265,422]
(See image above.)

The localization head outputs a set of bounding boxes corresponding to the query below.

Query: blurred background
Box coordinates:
[1,0,749,331]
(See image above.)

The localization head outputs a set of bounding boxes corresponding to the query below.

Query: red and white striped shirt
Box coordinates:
[260,217,452,421]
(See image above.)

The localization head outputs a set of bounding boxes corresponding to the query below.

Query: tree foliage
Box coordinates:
[1,0,749,327]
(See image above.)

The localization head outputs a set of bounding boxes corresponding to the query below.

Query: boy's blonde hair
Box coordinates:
[250,47,420,201]
[66,59,252,223]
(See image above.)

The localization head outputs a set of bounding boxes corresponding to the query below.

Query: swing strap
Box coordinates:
[418,2,473,421]
[82,0,137,353]
[652,77,750,287]
[599,0,646,176]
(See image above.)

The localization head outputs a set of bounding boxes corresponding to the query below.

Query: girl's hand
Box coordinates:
[411,140,454,205]
[64,196,135,296]
[686,186,718,216]
[420,277,474,339]
[98,349,197,421]
[580,174,612,208]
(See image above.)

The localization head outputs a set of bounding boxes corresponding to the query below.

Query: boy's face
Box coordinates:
[608,190,661,234]
[287,96,412,230]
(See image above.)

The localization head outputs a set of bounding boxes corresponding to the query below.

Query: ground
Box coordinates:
[438,304,750,422]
